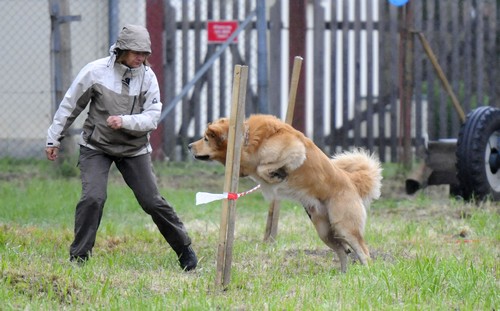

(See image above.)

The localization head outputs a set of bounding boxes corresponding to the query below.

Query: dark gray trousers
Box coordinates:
[70,146,191,258]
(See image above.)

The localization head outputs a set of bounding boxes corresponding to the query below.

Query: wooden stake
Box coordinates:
[414,31,466,123]
[286,56,303,124]
[264,56,303,242]
[215,65,248,288]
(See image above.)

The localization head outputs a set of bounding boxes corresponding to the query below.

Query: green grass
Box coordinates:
[0,159,498,310]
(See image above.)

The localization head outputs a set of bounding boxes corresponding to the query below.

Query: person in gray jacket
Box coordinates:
[45,25,197,271]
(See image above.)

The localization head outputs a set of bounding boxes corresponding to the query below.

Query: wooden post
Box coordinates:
[263,56,303,242]
[286,57,303,124]
[289,0,306,133]
[146,0,166,160]
[400,3,413,169]
[215,65,248,288]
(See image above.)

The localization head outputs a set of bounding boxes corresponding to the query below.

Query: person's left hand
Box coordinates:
[107,116,123,129]
[45,146,59,161]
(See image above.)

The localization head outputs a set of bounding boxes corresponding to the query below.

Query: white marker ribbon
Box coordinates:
[195,184,261,205]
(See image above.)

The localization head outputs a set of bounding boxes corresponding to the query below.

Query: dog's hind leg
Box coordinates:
[307,207,350,273]
[316,228,350,273]
[331,238,349,273]
[333,228,370,266]
[327,198,371,267]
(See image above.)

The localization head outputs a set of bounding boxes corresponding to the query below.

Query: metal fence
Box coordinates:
[1,0,499,163]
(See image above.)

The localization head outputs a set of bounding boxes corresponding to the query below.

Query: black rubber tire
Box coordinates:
[456,106,500,201]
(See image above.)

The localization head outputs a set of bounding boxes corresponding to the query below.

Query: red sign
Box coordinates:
[207,21,239,44]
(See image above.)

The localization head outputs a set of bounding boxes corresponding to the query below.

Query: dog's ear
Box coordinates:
[207,123,228,144]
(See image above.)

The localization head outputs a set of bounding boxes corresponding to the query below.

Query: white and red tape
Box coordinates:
[195,184,261,205]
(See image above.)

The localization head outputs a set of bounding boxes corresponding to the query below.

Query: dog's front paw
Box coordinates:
[257,164,288,184]
[261,167,287,184]
[270,167,287,180]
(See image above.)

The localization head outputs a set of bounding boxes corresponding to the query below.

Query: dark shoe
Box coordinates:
[176,246,197,271]
[69,255,89,265]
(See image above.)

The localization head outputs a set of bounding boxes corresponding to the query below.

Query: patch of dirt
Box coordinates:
[285,247,396,265]
[2,270,76,305]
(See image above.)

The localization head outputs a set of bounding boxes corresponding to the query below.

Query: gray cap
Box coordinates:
[115,24,152,53]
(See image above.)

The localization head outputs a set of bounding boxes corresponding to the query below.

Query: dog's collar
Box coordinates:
[244,125,250,146]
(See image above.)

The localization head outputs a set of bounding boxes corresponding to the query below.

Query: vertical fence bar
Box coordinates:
[207,1,215,122]
[450,1,460,131]
[244,0,254,115]
[269,0,282,117]
[463,0,473,113]
[365,0,374,152]
[413,0,424,155]
[341,0,349,149]
[256,0,269,113]
[353,0,361,146]
[437,1,447,138]
[194,0,202,136]
[313,0,325,149]
[378,1,388,162]
[399,2,414,168]
[288,0,306,133]
[49,0,80,158]
[476,0,485,105]
[179,2,190,160]
[329,0,338,152]
[389,4,398,161]
[147,0,165,160]
[108,0,119,46]
[162,0,177,160]
[219,0,227,117]
[486,0,498,107]
[426,0,437,139]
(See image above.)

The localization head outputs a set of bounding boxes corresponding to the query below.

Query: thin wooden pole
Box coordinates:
[286,57,304,124]
[413,31,466,123]
[264,56,303,242]
[215,65,248,288]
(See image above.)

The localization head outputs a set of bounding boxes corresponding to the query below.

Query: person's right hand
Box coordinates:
[45,147,59,161]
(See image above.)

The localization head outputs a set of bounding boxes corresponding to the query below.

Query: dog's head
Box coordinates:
[188,118,230,165]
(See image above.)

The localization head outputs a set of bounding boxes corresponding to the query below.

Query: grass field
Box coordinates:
[0,158,498,310]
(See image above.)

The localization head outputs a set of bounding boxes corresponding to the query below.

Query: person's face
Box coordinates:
[122,51,149,68]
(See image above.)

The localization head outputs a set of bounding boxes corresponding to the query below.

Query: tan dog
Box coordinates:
[188,114,382,273]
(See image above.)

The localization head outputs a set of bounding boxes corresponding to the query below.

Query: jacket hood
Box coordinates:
[114,24,152,54]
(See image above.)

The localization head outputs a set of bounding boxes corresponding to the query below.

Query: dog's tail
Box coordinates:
[331,149,383,208]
